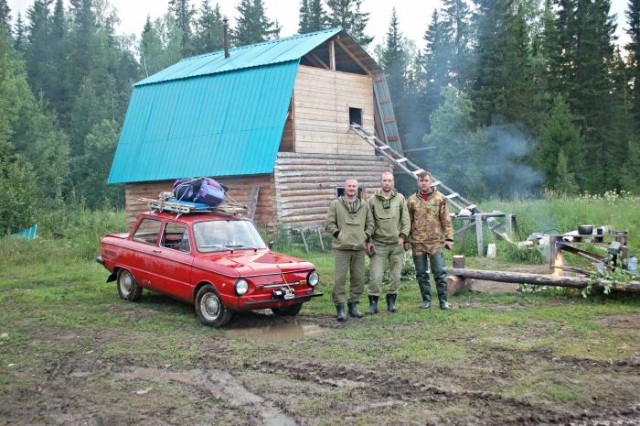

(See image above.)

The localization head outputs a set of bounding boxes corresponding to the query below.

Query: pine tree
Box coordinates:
[380,9,406,105]
[234,0,280,46]
[168,0,195,56]
[325,0,373,46]
[193,0,224,54]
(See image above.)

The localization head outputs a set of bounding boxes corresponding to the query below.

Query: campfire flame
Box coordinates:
[552,251,564,278]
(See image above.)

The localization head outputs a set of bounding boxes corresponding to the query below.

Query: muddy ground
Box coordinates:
[2,281,640,426]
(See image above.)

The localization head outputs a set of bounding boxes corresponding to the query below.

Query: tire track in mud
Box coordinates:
[119,368,298,426]
[244,359,640,425]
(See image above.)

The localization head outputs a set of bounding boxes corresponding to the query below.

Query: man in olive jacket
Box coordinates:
[324,178,375,321]
[406,171,454,310]
[367,172,410,314]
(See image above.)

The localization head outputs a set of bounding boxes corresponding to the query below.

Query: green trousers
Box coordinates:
[368,243,404,296]
[332,249,365,304]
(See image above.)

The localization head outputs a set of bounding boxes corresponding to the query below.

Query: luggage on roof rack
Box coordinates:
[140,197,248,216]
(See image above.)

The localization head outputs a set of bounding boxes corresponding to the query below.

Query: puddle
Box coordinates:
[224,323,325,341]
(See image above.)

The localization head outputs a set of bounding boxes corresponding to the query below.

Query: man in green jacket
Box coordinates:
[324,178,375,321]
[367,172,410,314]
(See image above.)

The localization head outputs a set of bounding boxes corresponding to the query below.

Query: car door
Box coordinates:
[147,221,194,302]
[129,218,163,287]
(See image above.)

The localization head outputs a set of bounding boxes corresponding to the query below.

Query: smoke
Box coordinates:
[481,123,543,198]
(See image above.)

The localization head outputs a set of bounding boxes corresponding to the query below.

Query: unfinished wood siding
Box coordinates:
[293,65,374,155]
[274,152,392,228]
[124,175,277,227]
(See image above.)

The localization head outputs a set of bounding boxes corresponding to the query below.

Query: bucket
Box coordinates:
[486,243,497,258]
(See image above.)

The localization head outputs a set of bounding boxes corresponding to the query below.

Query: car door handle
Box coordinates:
[152,249,162,253]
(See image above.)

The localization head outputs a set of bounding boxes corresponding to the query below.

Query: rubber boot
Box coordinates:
[386,294,398,313]
[347,302,363,318]
[367,295,378,315]
[420,294,431,309]
[439,301,451,310]
[336,304,347,322]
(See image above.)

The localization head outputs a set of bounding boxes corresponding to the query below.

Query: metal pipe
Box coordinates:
[223,18,230,58]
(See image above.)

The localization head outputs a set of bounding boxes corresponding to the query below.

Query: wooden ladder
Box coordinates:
[350,124,519,252]
[246,186,260,221]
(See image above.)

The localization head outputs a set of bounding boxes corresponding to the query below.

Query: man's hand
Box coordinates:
[444,240,454,250]
[403,242,411,251]
[397,237,404,246]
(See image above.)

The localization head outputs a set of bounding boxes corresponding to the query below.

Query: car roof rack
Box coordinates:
[140,197,248,216]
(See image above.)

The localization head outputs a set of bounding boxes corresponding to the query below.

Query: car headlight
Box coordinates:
[234,279,249,295]
[307,271,319,287]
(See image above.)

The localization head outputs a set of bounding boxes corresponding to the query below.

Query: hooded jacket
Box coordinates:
[324,196,374,251]
[367,189,410,245]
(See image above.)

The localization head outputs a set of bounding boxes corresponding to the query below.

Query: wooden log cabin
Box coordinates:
[108,28,401,229]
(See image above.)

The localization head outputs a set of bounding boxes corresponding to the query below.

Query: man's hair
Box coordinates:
[417,170,432,179]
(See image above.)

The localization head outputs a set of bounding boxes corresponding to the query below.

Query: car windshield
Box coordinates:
[193,219,267,252]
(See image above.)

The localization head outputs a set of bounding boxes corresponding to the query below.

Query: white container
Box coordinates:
[486,243,497,258]
[628,254,638,275]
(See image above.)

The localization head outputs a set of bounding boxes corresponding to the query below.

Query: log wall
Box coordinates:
[124,175,277,227]
[292,65,374,155]
[274,152,392,228]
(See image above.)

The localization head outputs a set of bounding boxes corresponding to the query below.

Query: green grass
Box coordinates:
[1,195,640,422]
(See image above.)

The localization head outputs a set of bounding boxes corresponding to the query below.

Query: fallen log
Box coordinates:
[446,268,640,292]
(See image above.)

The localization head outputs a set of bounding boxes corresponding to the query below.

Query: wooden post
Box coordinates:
[329,41,335,71]
[452,255,465,268]
[475,213,484,256]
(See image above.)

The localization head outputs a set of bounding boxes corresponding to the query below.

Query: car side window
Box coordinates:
[161,223,190,253]
[132,219,162,245]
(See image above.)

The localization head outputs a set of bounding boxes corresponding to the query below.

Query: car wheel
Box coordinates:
[117,269,142,302]
[271,303,303,316]
[195,284,233,328]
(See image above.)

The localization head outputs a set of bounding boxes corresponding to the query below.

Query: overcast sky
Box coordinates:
[7,0,631,50]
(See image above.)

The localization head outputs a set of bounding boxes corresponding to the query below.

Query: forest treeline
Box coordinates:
[1,0,640,234]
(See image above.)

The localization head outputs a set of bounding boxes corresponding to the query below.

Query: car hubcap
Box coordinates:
[120,273,132,296]
[201,293,220,320]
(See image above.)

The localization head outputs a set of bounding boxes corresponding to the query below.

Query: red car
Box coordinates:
[97,210,322,327]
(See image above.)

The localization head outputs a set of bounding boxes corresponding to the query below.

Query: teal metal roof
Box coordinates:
[108,60,299,184]
[137,27,342,86]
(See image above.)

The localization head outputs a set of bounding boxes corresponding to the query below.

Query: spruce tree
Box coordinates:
[234,0,280,46]
[299,0,326,34]
[0,0,10,35]
[168,0,195,56]
[440,0,472,89]
[626,0,640,131]
[325,0,373,46]
[554,149,579,195]
[193,0,224,54]
[13,13,27,53]
[420,9,454,129]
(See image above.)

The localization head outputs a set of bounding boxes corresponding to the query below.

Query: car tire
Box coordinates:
[195,284,233,328]
[271,303,303,317]
[117,269,142,302]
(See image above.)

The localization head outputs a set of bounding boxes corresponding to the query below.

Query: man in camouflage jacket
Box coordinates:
[325,178,375,321]
[406,171,454,309]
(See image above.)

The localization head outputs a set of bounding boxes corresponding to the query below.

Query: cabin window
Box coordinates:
[349,107,363,126]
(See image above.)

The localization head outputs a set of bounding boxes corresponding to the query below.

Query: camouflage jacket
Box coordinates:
[324,196,375,251]
[367,189,410,245]
[406,190,454,254]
